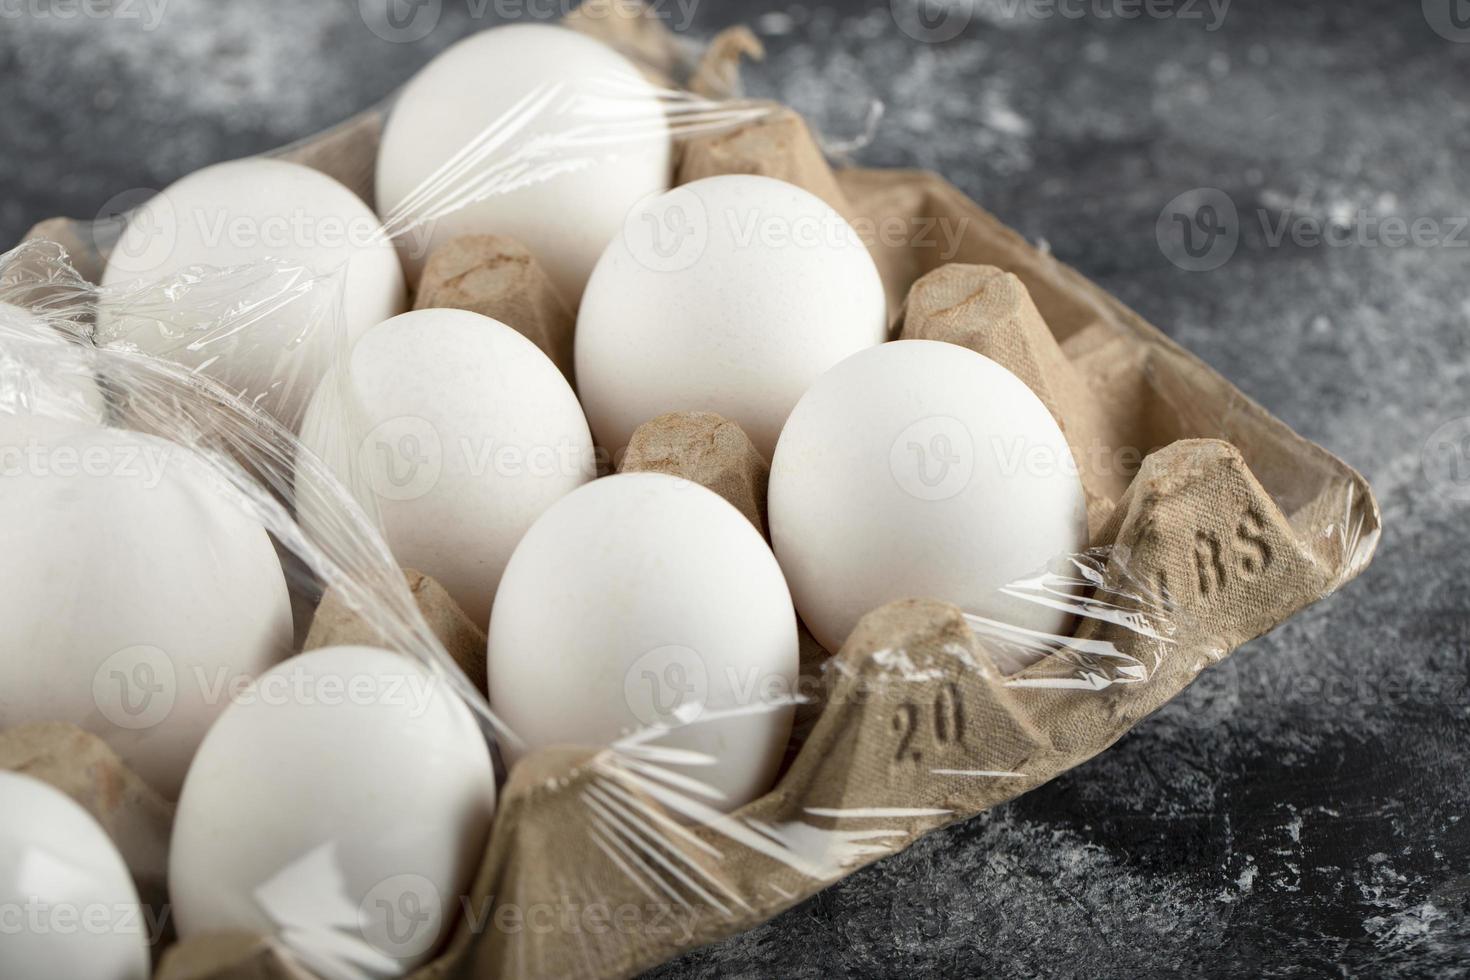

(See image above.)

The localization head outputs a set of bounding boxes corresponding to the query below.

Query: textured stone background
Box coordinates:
[3,0,1467,976]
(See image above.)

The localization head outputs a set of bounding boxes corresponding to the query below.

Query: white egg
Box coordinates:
[769,340,1090,660]
[0,416,292,798]
[488,473,798,811]
[376,24,672,299]
[299,308,595,628]
[575,174,888,459]
[0,772,150,980]
[98,158,407,427]
[0,301,105,422]
[170,646,495,976]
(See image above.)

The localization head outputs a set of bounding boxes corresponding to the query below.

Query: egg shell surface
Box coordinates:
[99,158,406,427]
[0,416,293,798]
[375,23,672,299]
[768,339,1090,659]
[488,472,799,811]
[0,771,151,980]
[299,307,595,628]
[575,174,888,459]
[169,645,496,976]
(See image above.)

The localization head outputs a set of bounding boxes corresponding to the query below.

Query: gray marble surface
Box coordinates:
[2,0,1467,976]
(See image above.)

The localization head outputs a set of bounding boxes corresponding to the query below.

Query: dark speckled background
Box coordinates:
[3,0,1467,976]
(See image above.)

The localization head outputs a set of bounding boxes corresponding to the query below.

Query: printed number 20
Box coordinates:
[892,682,965,764]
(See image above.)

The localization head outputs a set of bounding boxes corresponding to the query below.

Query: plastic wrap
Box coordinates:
[3,5,1381,980]
[0,240,493,726]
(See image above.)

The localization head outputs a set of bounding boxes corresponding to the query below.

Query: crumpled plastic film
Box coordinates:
[0,239,500,739]
[0,241,514,979]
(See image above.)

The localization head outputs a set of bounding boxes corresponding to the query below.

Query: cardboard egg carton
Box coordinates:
[11,3,1378,979]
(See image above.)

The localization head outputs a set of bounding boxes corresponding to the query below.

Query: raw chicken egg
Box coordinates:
[299,308,595,628]
[0,416,292,798]
[170,646,495,977]
[488,473,798,812]
[768,340,1089,662]
[99,158,406,428]
[575,175,887,459]
[376,24,671,300]
[0,771,150,980]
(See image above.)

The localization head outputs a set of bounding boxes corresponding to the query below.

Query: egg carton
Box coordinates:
[12,3,1379,980]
